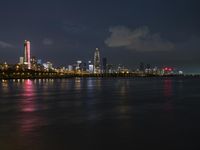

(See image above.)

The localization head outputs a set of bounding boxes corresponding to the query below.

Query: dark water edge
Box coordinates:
[0,77,200,150]
[1,71,199,80]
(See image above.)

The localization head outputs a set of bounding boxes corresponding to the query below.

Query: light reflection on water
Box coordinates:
[0,78,200,149]
[20,79,36,112]
[74,77,81,90]
[164,79,173,97]
[163,79,173,112]
[1,79,9,93]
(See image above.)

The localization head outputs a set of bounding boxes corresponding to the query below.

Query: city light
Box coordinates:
[0,41,184,79]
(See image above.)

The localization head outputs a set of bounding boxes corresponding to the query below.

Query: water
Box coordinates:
[0,77,200,150]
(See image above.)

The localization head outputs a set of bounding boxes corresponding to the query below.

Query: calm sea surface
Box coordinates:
[0,77,200,150]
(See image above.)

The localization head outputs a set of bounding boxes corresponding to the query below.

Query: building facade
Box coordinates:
[94,48,101,73]
[102,57,107,73]
[24,40,31,69]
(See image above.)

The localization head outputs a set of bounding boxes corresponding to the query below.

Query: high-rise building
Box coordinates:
[76,60,82,71]
[102,57,107,73]
[68,65,73,71]
[31,56,38,71]
[37,59,42,65]
[88,61,94,73]
[80,62,87,71]
[94,48,101,73]
[24,40,31,69]
[43,61,53,70]
[19,57,24,65]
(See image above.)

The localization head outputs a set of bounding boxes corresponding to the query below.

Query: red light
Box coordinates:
[163,67,173,71]
[164,67,168,71]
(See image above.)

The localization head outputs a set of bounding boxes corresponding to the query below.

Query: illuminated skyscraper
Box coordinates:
[24,40,31,69]
[88,61,94,73]
[94,48,101,73]
[19,57,24,65]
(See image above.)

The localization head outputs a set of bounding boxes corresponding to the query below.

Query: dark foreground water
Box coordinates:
[0,77,200,150]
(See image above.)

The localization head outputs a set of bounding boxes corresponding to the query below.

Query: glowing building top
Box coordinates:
[24,40,31,69]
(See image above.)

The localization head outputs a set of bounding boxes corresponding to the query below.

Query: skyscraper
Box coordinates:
[19,57,24,65]
[88,61,94,73]
[94,48,100,73]
[24,40,31,69]
[102,57,107,73]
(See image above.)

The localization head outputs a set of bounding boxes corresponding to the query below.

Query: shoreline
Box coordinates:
[0,73,199,80]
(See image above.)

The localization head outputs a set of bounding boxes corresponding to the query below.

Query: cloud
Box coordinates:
[105,26,175,52]
[43,38,54,46]
[0,41,14,48]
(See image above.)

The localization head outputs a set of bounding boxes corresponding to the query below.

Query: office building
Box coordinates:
[19,57,24,65]
[94,48,100,73]
[102,57,107,73]
[88,61,94,73]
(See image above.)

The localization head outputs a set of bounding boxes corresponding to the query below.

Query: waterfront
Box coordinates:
[0,77,200,149]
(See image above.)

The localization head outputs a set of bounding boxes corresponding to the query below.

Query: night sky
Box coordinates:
[0,0,200,73]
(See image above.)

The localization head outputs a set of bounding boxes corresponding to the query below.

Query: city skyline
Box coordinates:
[0,0,200,73]
[0,40,179,77]
[0,39,195,74]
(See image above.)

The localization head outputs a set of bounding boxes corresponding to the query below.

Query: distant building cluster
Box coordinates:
[0,40,184,76]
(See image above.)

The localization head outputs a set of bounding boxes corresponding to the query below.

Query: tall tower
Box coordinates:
[94,48,101,73]
[24,40,31,69]
[102,57,107,73]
